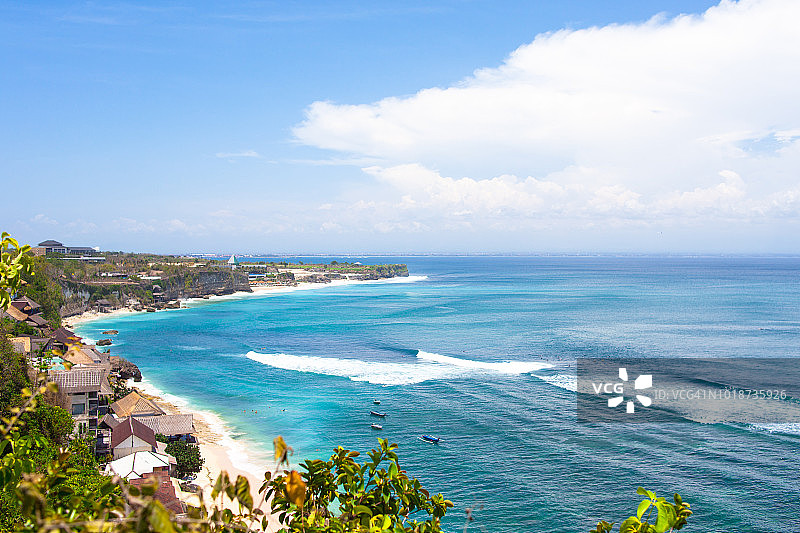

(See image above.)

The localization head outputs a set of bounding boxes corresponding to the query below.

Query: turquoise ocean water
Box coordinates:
[75,257,800,532]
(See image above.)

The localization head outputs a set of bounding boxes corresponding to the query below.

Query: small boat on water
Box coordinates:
[373,400,381,405]
[371,424,383,430]
[370,411,387,417]
[421,435,440,444]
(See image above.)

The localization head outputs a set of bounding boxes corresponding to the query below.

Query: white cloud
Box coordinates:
[293,0,800,232]
[215,150,262,159]
[31,214,58,225]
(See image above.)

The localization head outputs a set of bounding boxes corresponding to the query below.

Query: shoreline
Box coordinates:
[65,275,428,329]
[134,380,279,525]
[67,274,427,523]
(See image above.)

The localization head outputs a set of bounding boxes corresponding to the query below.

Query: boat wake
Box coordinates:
[245,350,552,386]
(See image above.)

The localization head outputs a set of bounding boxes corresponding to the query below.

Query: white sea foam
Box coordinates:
[181,275,429,308]
[416,350,550,374]
[750,423,800,435]
[245,350,551,386]
[531,372,577,392]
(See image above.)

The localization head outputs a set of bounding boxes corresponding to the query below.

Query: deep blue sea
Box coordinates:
[75,256,800,532]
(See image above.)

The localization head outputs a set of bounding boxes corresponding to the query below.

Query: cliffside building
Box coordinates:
[33,240,97,256]
[110,417,158,460]
[109,390,166,418]
[48,367,112,434]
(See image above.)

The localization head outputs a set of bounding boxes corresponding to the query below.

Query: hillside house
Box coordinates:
[48,367,112,434]
[110,417,158,459]
[105,452,183,513]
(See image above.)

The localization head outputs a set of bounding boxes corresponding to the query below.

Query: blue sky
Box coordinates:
[3,0,799,254]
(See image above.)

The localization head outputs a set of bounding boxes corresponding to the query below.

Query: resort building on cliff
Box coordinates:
[107,415,179,464]
[48,367,113,433]
[33,240,98,256]
[50,326,83,352]
[110,416,158,460]
[1,296,49,331]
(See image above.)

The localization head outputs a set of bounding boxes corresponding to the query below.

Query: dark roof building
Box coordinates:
[25,314,49,328]
[99,414,121,431]
[51,327,82,346]
[111,417,158,450]
[10,296,41,314]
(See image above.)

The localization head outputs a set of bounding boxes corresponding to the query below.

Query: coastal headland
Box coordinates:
[28,251,409,318]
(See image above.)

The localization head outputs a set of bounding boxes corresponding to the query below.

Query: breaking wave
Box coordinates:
[531,372,577,392]
[245,350,551,386]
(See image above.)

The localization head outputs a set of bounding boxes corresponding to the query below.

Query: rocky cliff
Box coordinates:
[157,270,252,300]
[59,269,251,317]
[110,356,142,382]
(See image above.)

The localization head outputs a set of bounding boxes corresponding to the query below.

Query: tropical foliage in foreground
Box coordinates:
[591,487,692,533]
[2,386,451,532]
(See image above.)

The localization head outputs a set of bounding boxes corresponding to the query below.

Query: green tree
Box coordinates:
[0,336,30,415]
[165,440,204,478]
[20,402,73,446]
[20,258,64,328]
[261,437,452,532]
[47,439,119,516]
[0,233,33,310]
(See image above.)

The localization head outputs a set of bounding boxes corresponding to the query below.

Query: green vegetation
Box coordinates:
[20,258,64,328]
[243,260,408,279]
[591,488,692,533]
[262,438,452,532]
[0,233,33,310]
[164,440,204,478]
[0,337,29,415]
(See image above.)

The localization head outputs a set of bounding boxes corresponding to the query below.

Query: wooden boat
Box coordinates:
[370,411,386,417]
[421,435,440,443]
[370,423,383,430]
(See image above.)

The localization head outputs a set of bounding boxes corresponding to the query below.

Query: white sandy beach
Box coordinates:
[65,275,427,329]
[137,388,281,529]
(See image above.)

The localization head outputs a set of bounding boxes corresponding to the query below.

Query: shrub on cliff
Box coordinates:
[20,257,64,328]
[0,336,30,415]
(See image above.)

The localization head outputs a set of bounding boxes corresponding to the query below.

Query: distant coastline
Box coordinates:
[66,275,428,328]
